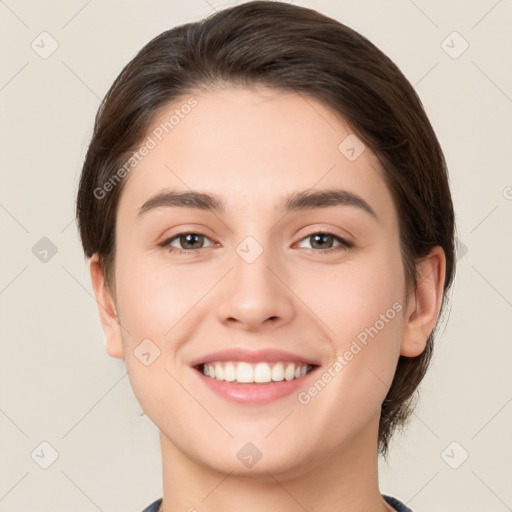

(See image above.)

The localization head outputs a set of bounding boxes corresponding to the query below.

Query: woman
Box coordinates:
[76,2,455,511]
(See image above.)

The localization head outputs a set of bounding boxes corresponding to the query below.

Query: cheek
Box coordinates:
[115,252,199,334]
[296,248,405,346]
[299,248,405,402]
[114,254,205,417]
[292,261,405,443]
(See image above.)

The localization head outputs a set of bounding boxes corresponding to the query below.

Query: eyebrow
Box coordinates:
[136,188,378,221]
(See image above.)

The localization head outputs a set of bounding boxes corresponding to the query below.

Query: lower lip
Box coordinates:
[193,367,318,405]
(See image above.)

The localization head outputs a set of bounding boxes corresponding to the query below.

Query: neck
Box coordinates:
[157,414,393,512]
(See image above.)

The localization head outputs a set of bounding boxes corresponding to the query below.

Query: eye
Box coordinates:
[296,232,353,254]
[158,231,214,254]
[158,230,353,255]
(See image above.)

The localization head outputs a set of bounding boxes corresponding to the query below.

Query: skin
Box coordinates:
[90,85,446,512]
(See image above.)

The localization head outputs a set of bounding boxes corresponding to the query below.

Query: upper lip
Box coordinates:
[189,348,320,367]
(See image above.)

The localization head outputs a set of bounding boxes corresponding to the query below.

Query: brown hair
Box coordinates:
[76,0,456,458]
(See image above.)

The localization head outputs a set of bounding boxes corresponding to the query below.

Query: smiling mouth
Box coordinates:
[194,361,317,384]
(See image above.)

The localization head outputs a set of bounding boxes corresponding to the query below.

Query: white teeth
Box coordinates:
[284,363,295,381]
[271,362,284,381]
[236,362,253,383]
[254,362,272,383]
[224,363,236,382]
[201,361,312,384]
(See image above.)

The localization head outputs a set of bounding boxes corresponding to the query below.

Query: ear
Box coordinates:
[89,253,124,359]
[400,246,446,357]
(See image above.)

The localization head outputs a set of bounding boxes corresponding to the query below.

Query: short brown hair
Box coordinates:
[76,0,456,458]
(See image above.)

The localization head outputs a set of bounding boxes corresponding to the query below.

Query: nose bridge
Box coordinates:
[234,233,275,290]
[216,232,295,329]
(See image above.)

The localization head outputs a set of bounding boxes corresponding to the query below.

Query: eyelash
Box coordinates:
[158,231,354,255]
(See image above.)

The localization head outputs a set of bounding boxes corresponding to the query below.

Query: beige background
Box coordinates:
[1,1,511,511]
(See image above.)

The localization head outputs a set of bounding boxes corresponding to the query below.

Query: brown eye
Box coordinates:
[177,233,206,250]
[159,232,214,254]
[296,232,353,253]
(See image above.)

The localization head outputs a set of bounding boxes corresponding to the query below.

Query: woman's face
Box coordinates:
[102,86,414,475]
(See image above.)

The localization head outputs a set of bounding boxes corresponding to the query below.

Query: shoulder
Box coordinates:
[383,494,414,512]
[141,496,411,512]
[140,498,162,512]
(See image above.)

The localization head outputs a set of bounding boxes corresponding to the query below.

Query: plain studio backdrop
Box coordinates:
[0,1,511,511]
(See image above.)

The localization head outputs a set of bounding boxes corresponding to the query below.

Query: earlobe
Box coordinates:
[89,254,124,359]
[400,246,446,357]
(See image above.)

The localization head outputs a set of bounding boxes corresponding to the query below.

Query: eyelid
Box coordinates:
[295,223,354,240]
[157,224,215,243]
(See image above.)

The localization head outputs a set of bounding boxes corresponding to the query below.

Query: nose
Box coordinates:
[216,242,296,332]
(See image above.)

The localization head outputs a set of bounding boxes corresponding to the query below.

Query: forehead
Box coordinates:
[117,86,395,225]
